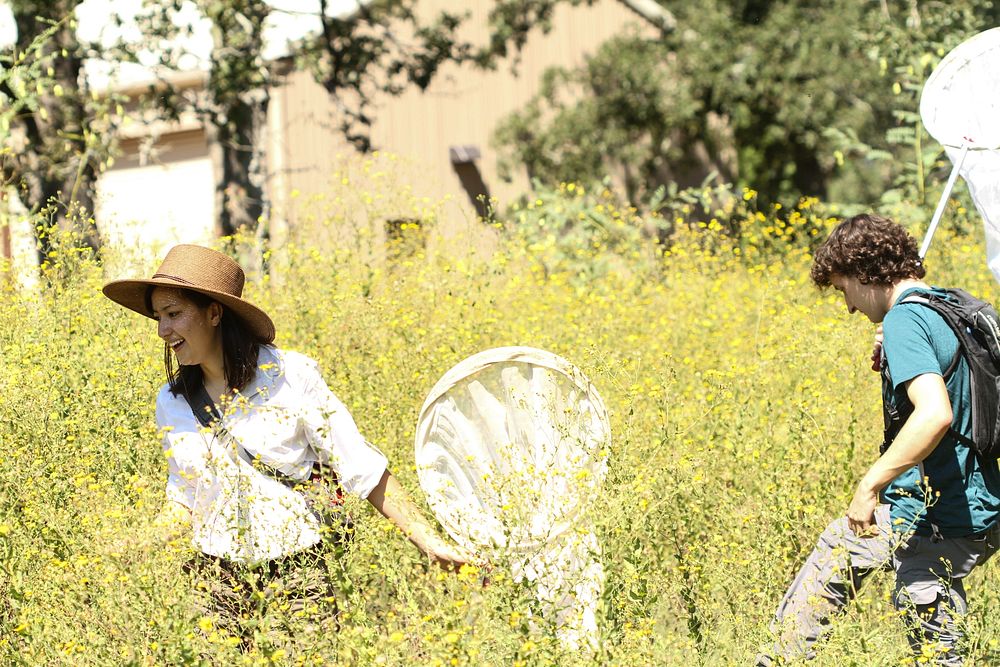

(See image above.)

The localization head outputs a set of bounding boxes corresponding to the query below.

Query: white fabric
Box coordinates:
[414,346,609,552]
[920,27,1000,283]
[156,345,388,564]
[509,530,604,650]
[943,146,1000,284]
[920,27,1000,150]
[414,346,609,648]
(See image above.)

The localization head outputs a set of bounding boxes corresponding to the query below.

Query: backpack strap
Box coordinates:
[900,294,963,381]
[899,292,976,451]
[183,383,296,486]
[185,381,221,429]
[943,349,962,379]
[879,349,908,455]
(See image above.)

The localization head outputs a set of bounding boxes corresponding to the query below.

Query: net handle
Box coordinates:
[919,141,972,259]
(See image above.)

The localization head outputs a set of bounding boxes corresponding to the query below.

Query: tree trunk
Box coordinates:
[8,2,101,265]
[203,1,272,269]
[208,90,270,240]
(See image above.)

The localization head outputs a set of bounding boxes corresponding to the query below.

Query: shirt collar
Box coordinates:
[239,345,283,401]
[892,285,942,308]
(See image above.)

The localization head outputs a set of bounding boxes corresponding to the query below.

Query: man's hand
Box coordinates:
[870,324,884,372]
[847,373,952,539]
[847,483,880,537]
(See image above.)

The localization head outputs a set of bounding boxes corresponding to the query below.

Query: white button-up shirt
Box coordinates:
[156,346,388,564]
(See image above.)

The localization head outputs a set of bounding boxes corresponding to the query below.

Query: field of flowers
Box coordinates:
[2,179,1000,666]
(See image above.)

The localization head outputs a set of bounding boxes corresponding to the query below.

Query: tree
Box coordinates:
[1,0,586,253]
[131,0,590,238]
[129,1,273,239]
[0,1,114,260]
[826,0,1000,225]
[494,0,1000,213]
[494,32,706,207]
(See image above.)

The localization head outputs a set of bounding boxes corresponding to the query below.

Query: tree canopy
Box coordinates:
[1,0,586,247]
[0,1,116,257]
[494,0,1000,214]
[4,0,999,258]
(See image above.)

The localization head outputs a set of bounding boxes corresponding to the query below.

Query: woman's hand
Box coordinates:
[104,501,192,564]
[425,538,474,571]
[367,469,477,572]
[151,501,193,546]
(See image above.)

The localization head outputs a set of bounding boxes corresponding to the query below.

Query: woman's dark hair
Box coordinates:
[145,287,262,397]
[811,213,925,287]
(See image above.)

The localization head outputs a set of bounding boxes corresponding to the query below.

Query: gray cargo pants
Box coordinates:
[757,505,999,665]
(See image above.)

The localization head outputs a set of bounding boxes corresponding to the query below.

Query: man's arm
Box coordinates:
[846,372,953,536]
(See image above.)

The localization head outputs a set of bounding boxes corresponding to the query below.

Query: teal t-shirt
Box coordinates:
[881,287,1000,536]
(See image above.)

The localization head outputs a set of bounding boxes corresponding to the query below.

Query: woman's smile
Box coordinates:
[150,287,222,368]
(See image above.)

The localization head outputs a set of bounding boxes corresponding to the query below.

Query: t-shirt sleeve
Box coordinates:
[293,355,388,499]
[883,305,943,391]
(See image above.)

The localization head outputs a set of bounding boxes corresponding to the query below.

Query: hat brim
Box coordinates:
[102,277,276,344]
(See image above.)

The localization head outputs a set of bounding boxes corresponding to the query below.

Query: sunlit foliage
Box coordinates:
[1,176,998,665]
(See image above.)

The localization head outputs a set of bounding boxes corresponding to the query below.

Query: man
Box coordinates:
[757,214,1000,665]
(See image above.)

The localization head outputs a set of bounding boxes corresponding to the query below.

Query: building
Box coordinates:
[2,0,669,276]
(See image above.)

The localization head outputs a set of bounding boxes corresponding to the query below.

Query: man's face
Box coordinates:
[830,273,888,323]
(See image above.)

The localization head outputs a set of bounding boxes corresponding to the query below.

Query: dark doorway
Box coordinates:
[450,145,492,219]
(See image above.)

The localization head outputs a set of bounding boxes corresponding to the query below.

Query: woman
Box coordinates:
[103,244,469,641]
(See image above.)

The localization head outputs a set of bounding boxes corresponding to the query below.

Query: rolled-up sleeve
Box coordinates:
[294,357,388,499]
[155,387,204,509]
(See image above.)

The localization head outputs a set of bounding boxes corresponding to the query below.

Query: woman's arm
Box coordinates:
[366,469,472,569]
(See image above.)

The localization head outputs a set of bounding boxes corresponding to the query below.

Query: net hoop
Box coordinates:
[414,346,610,553]
[920,27,1000,150]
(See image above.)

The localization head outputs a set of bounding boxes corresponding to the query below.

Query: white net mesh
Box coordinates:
[414,346,609,648]
[920,28,1000,283]
[415,346,609,551]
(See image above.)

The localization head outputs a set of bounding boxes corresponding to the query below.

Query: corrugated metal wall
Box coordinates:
[271,0,654,247]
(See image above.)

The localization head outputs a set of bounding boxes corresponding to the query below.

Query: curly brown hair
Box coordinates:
[810,214,925,287]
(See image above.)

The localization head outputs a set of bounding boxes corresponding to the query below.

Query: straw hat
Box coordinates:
[102,244,275,343]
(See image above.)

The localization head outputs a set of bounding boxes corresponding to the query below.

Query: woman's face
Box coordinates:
[150,287,223,368]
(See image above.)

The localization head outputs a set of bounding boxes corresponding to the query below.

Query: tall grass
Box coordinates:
[1,180,998,665]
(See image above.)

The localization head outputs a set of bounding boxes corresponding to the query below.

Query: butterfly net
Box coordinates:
[415,346,610,648]
[920,27,1000,283]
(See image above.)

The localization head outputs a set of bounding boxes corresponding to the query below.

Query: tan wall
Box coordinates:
[0,187,40,289]
[4,0,655,272]
[271,0,655,246]
[97,129,216,270]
